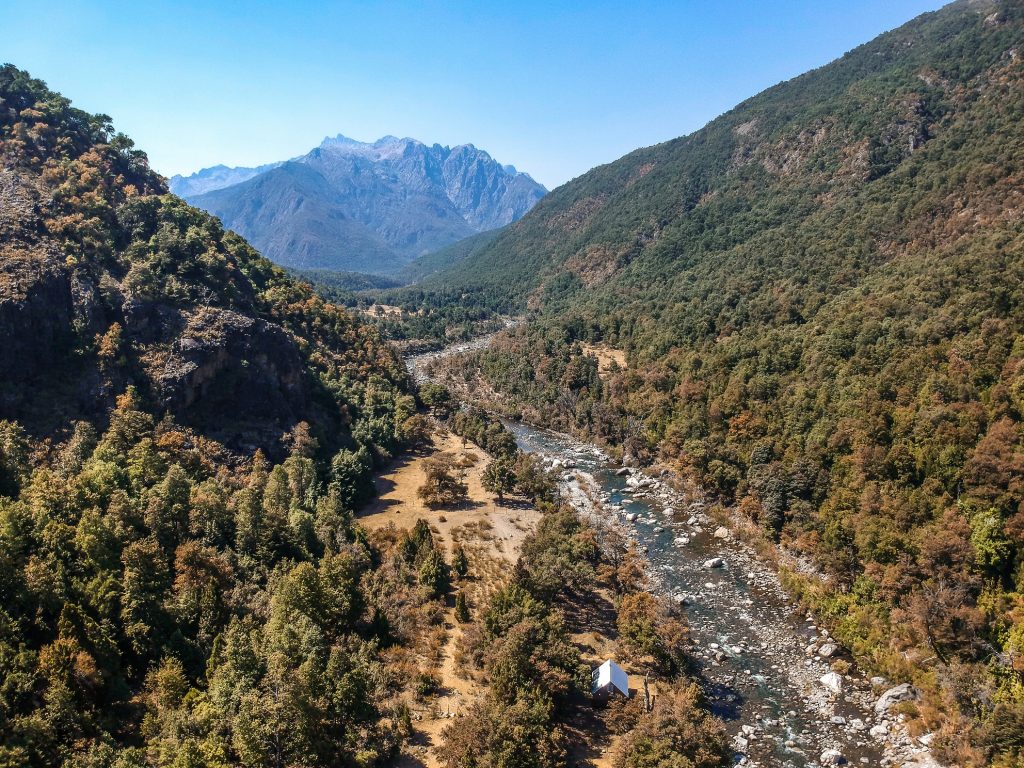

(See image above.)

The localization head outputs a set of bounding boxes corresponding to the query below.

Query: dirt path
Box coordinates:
[357,427,542,766]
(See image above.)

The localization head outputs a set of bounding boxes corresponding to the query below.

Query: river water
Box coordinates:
[407,346,933,768]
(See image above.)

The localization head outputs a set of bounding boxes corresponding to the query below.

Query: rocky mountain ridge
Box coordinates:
[170,134,546,274]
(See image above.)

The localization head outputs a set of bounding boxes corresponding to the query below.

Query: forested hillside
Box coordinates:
[419,1,1024,764]
[0,65,436,767]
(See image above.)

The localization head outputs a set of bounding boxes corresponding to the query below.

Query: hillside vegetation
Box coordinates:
[0,65,440,768]
[420,1,1024,764]
[0,65,715,768]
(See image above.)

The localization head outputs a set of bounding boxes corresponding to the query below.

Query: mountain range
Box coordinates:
[4,0,1024,764]
[169,135,546,275]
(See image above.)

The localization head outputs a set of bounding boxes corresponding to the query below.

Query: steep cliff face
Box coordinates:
[156,308,312,448]
[175,135,546,274]
[0,65,408,458]
[0,252,76,384]
[440,143,546,231]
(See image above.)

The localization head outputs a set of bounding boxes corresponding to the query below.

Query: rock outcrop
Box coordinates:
[158,307,310,443]
[874,683,919,715]
[0,253,75,385]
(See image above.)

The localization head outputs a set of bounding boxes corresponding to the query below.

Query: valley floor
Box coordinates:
[357,427,640,767]
[357,428,519,766]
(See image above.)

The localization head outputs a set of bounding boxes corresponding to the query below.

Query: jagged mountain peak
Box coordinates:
[176,133,547,274]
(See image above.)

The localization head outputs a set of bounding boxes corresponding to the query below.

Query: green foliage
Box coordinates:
[417,382,453,413]
[330,446,376,511]
[416,457,468,508]
[437,690,567,768]
[454,592,470,623]
[0,401,412,767]
[439,502,609,766]
[449,409,518,461]
[451,545,469,578]
[482,459,517,500]
[0,65,424,768]
[417,548,450,598]
[517,508,598,601]
[0,421,29,498]
[413,5,1024,762]
[616,592,690,676]
[399,519,450,597]
[293,268,402,296]
[612,684,728,768]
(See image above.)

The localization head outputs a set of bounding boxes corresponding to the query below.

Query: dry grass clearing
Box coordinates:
[357,427,542,767]
[581,343,628,378]
[358,429,538,563]
[358,303,409,319]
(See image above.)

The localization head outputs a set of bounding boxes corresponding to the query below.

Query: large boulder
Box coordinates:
[820,749,846,766]
[874,683,918,714]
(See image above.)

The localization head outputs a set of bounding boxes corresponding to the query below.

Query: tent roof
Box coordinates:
[593,659,629,696]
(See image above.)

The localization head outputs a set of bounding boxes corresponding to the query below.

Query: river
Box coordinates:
[407,345,936,768]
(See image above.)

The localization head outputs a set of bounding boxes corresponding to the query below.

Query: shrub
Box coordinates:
[417,456,468,507]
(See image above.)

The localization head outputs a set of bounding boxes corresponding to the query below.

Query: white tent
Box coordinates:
[591,659,630,699]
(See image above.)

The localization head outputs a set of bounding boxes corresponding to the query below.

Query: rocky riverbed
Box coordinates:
[406,321,517,384]
[508,422,941,768]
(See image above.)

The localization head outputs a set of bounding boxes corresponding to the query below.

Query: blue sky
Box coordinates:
[2,0,947,188]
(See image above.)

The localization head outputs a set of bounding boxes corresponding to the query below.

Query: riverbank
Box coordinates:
[510,422,940,768]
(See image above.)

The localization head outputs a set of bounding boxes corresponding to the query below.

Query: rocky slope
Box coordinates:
[172,134,546,274]
[0,65,408,459]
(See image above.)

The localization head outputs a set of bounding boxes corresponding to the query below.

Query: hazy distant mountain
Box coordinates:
[172,135,546,274]
[168,161,283,197]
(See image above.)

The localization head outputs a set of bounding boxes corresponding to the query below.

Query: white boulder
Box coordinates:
[820,671,843,694]
[819,749,846,766]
